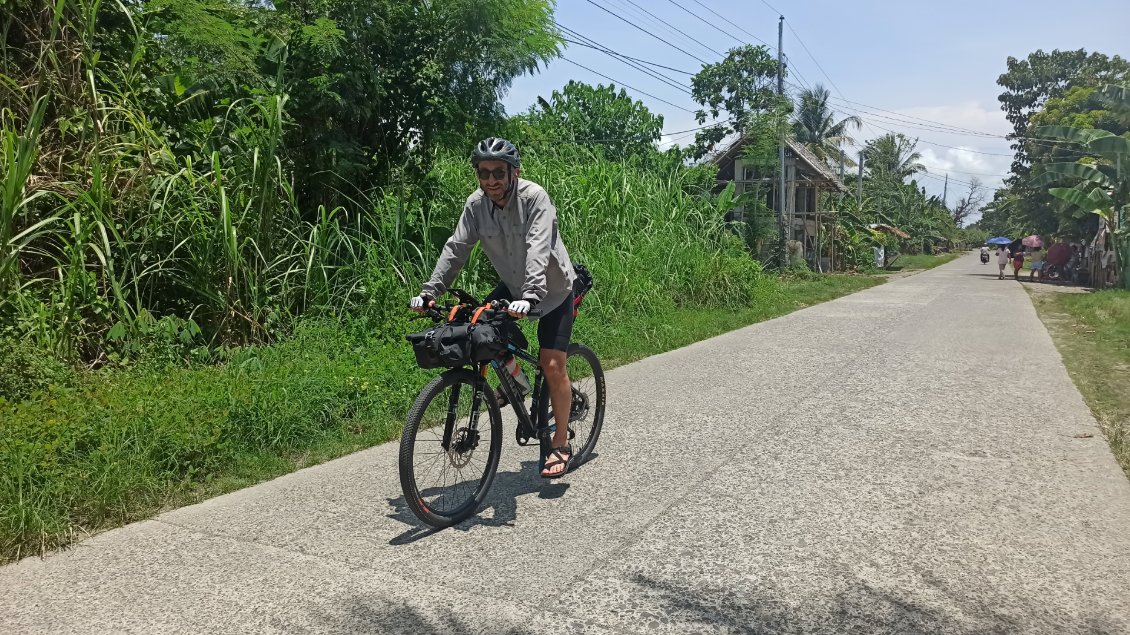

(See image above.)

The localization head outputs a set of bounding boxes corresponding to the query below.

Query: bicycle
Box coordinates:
[399,289,605,528]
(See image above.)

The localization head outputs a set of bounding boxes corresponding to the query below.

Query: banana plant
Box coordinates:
[1032,84,1130,287]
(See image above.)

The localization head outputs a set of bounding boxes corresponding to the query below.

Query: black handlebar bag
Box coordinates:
[407,322,506,369]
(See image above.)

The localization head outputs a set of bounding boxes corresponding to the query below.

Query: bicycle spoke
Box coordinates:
[401,371,502,526]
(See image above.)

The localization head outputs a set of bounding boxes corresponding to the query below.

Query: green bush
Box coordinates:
[0,339,74,402]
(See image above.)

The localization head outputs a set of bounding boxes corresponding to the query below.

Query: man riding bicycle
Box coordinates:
[410,137,578,478]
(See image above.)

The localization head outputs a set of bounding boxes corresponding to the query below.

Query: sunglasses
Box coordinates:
[476,167,509,181]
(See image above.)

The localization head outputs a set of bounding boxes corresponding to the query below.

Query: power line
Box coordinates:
[922,167,1009,178]
[558,30,696,75]
[781,75,1043,144]
[784,20,848,105]
[774,17,1021,169]
[602,0,720,62]
[582,0,713,65]
[783,78,1000,139]
[615,0,727,60]
[825,96,1009,139]
[560,56,698,114]
[918,171,992,190]
[756,0,782,15]
[685,0,774,49]
[666,121,735,135]
[556,25,752,137]
[662,0,811,91]
[658,0,812,92]
[664,0,745,48]
[829,96,1002,138]
[852,110,1082,159]
[856,119,1013,157]
[557,21,1027,170]
[560,33,694,96]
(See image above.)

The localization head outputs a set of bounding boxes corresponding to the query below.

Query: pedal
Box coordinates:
[515,425,533,446]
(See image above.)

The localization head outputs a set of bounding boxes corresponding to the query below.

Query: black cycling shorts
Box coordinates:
[485,283,575,352]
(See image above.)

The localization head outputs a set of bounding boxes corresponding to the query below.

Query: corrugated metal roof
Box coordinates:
[707,134,848,193]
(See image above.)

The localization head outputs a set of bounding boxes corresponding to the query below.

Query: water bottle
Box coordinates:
[502,354,531,396]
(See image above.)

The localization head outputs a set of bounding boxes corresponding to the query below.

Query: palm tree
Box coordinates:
[792,84,862,165]
[863,133,926,180]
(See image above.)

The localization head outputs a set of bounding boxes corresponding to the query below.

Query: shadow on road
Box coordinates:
[964,268,1014,278]
[385,458,573,545]
[316,601,539,635]
[620,572,1125,635]
[314,570,1125,634]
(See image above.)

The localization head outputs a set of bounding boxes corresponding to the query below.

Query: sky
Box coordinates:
[501,0,1130,219]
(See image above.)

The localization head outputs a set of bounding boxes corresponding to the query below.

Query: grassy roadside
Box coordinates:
[0,273,883,563]
[1029,289,1130,480]
[885,252,964,272]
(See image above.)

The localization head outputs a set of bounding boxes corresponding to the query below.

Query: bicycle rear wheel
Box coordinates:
[399,369,503,527]
[538,343,605,468]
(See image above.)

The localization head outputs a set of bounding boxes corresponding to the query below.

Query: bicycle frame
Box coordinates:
[439,342,549,453]
[489,343,550,443]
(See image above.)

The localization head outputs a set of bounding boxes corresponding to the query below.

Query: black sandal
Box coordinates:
[541,445,573,479]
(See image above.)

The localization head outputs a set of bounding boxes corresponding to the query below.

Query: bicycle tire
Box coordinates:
[399,369,503,527]
[537,343,606,470]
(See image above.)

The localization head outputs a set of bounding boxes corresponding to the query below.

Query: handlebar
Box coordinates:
[415,298,520,324]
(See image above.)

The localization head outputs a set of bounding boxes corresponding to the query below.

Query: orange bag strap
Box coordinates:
[448,304,464,322]
[470,303,491,325]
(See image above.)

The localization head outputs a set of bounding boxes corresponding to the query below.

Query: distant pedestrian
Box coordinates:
[996,246,1010,279]
[1012,249,1024,280]
[1028,247,1045,281]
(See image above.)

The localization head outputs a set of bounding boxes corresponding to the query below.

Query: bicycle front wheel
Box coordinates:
[399,369,503,527]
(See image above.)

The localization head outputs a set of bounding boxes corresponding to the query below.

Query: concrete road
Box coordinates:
[3,254,1129,634]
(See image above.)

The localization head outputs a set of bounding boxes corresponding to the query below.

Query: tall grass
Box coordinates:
[0,0,802,561]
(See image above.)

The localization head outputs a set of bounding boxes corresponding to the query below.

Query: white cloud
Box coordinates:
[842,100,1018,217]
[918,147,1012,187]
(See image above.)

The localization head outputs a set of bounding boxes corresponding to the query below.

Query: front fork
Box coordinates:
[440,368,488,452]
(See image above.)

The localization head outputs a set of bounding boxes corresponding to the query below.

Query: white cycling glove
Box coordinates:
[507,299,532,316]
[409,295,432,311]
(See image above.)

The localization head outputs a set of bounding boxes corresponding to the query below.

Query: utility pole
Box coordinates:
[776,15,787,269]
[857,151,864,203]
[942,173,949,208]
[838,145,846,212]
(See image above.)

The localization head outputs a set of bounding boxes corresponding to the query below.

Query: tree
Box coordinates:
[1032,84,1130,286]
[276,0,562,209]
[993,50,1130,239]
[689,44,785,159]
[515,81,663,161]
[997,49,1130,172]
[951,178,986,228]
[862,133,925,181]
[974,191,1026,238]
[792,84,861,165]
[145,0,270,90]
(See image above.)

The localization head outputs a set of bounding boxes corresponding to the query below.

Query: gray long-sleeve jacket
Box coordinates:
[421,179,575,317]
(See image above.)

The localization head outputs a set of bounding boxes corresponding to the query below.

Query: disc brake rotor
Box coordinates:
[569,387,590,423]
[448,427,479,468]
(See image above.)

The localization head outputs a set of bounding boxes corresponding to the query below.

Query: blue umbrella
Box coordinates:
[986,236,1012,245]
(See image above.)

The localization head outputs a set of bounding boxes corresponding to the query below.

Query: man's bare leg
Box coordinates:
[540,348,572,477]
